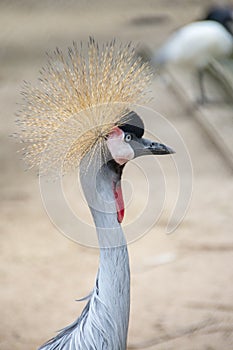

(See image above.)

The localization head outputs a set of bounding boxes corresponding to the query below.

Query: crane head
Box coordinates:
[204,5,233,31]
[106,111,174,223]
[106,111,174,166]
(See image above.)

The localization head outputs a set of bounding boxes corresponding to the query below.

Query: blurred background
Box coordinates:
[1,0,233,349]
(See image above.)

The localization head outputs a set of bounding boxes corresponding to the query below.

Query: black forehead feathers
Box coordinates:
[204,6,233,23]
[119,111,144,138]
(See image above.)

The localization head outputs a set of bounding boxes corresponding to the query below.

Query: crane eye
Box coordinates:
[124,133,132,142]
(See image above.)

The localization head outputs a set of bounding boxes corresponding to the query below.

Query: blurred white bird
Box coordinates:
[153,6,233,103]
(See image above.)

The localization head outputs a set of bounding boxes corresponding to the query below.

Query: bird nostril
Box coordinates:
[151,142,156,147]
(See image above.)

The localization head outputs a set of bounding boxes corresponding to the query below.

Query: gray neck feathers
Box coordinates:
[80,153,130,349]
[39,152,130,350]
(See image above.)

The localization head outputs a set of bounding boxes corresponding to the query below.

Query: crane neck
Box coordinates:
[80,152,126,248]
[223,21,233,35]
[79,152,130,349]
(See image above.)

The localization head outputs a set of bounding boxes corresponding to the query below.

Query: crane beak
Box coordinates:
[133,137,175,157]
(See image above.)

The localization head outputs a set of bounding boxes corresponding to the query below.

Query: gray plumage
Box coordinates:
[39,246,130,350]
[39,152,130,350]
[17,41,172,350]
[38,112,174,350]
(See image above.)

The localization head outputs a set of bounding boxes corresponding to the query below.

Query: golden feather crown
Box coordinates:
[17,38,152,174]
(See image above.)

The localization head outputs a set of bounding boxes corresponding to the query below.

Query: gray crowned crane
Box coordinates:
[17,39,174,350]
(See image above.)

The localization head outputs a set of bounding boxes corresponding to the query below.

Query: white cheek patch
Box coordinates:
[106,127,134,165]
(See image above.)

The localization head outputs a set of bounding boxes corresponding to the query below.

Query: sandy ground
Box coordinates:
[1,1,233,349]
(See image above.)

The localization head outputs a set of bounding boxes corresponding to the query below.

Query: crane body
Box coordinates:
[155,21,233,69]
[17,39,173,350]
[153,6,233,103]
[38,116,173,349]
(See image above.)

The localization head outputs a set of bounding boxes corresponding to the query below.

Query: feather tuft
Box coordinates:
[16,38,152,174]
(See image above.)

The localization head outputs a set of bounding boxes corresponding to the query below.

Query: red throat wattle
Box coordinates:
[112,181,125,223]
